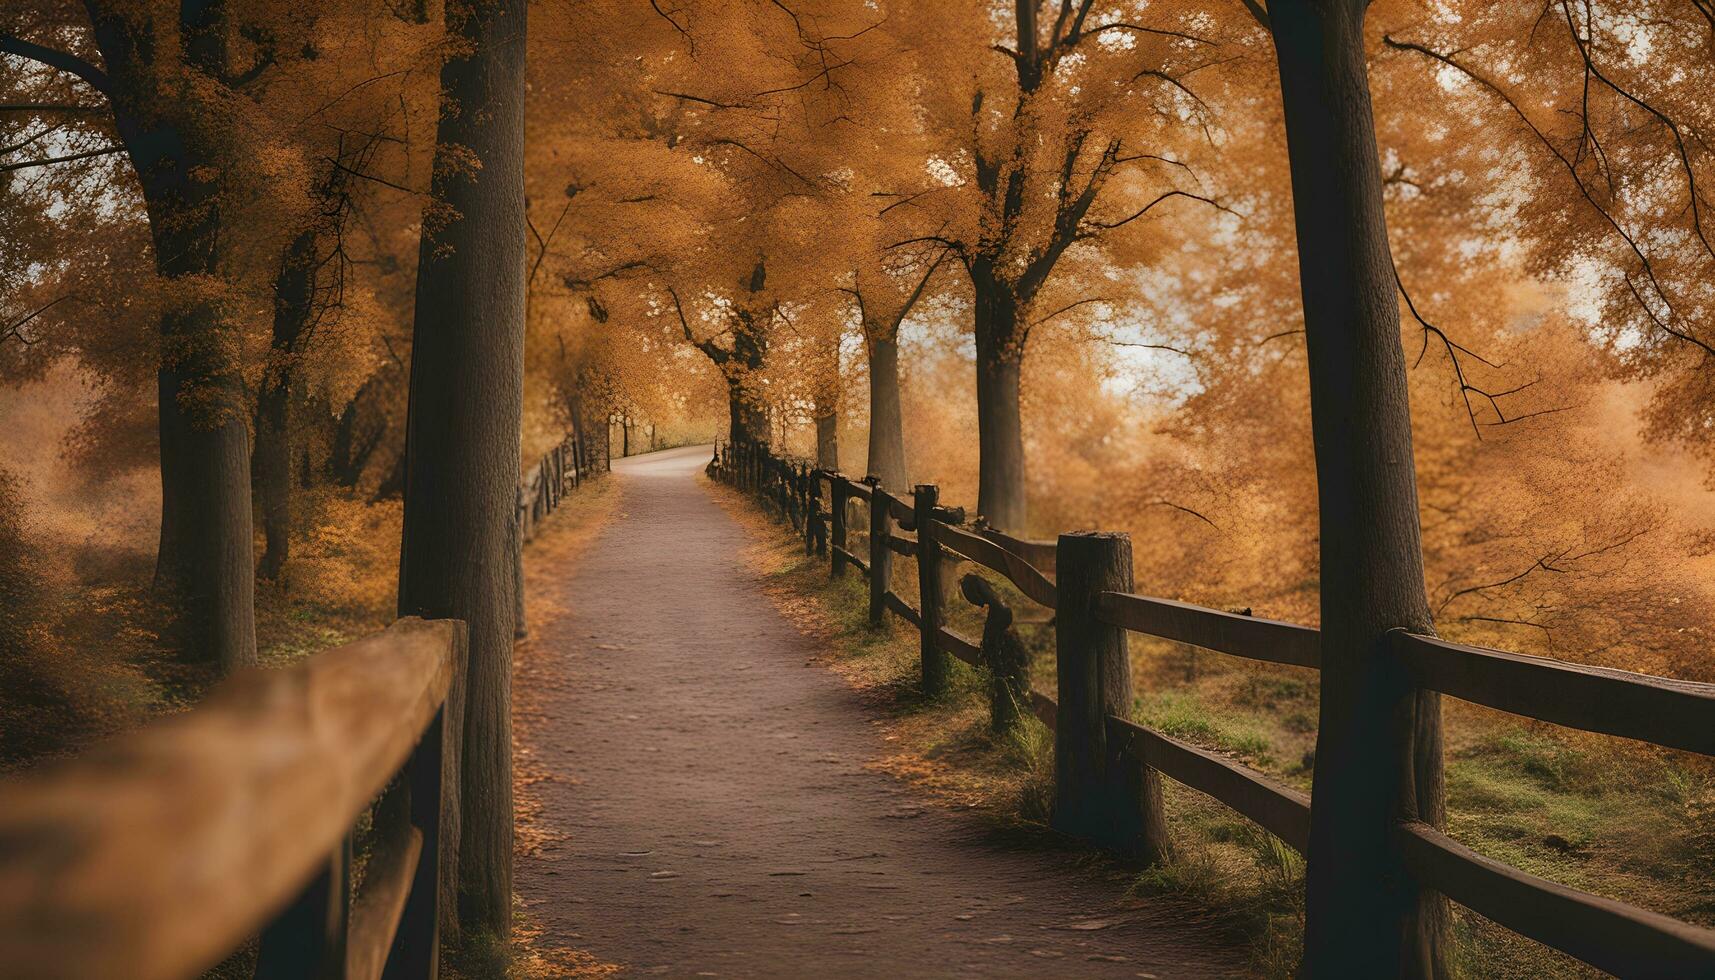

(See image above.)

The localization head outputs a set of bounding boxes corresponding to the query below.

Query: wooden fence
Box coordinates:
[710,438,1715,977]
[0,435,603,980]
[518,428,607,544]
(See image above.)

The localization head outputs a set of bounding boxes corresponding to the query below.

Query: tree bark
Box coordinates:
[1268,2,1447,975]
[255,227,317,581]
[79,2,258,672]
[396,0,528,940]
[726,382,769,443]
[972,273,1027,532]
[865,332,906,488]
[814,410,838,471]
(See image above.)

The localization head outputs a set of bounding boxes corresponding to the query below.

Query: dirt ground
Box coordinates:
[511,445,1250,978]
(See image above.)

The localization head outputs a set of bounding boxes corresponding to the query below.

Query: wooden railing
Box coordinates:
[0,618,466,980]
[518,428,607,544]
[0,434,603,979]
[709,439,1715,976]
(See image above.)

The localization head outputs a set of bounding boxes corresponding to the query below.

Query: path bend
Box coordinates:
[514,444,1248,978]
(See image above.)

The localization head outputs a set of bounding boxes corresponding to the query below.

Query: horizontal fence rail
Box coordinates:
[708,437,1715,976]
[0,437,598,979]
[1096,591,1321,669]
[1393,631,1715,756]
[0,618,467,980]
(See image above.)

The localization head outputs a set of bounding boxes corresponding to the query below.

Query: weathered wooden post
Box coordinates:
[961,574,1030,733]
[1052,531,1167,863]
[256,840,351,978]
[866,477,889,626]
[830,476,850,578]
[785,463,801,531]
[511,513,527,640]
[801,467,815,554]
[913,485,951,697]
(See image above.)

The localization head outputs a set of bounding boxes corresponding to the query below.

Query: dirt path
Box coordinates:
[514,445,1248,978]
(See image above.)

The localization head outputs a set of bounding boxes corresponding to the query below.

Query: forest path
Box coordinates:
[513,445,1249,978]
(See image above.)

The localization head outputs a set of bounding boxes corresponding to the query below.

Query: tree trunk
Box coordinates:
[138,168,257,671]
[865,332,906,488]
[1269,2,1447,975]
[329,398,361,486]
[396,0,528,940]
[726,382,769,443]
[153,324,258,671]
[87,0,257,673]
[255,227,317,581]
[815,408,838,471]
[972,276,1027,532]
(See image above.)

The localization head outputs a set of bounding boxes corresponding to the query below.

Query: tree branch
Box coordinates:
[0,34,111,95]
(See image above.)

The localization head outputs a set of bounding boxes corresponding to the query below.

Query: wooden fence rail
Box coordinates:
[0,618,466,980]
[0,432,604,980]
[709,437,1715,976]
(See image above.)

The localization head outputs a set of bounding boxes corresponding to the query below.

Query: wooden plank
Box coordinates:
[1030,690,1058,728]
[1397,821,1715,977]
[936,522,1058,609]
[832,546,868,578]
[1393,632,1715,756]
[979,527,1056,574]
[0,618,459,980]
[883,492,914,524]
[346,826,424,980]
[844,481,872,502]
[1109,717,1311,853]
[884,590,922,628]
[886,533,917,558]
[935,627,982,668]
[255,839,350,980]
[1094,592,1321,669]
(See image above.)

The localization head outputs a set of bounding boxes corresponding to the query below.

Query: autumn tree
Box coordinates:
[1379,2,1715,480]
[879,1,1240,530]
[396,0,528,938]
[0,2,372,667]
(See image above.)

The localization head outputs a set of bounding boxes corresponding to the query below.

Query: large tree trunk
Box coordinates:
[86,0,257,672]
[865,332,906,488]
[972,273,1027,532]
[1269,2,1447,976]
[153,311,258,671]
[138,156,256,672]
[726,381,769,443]
[397,0,528,940]
[255,228,317,581]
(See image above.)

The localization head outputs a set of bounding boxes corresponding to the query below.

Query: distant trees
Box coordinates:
[3,2,268,669]
[2,1,435,668]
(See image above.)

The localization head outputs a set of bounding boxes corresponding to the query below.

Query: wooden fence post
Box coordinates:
[800,467,814,553]
[383,705,445,979]
[830,477,849,578]
[512,510,527,640]
[437,622,468,941]
[913,485,951,697]
[960,574,1030,734]
[256,837,352,979]
[866,477,889,627]
[1052,531,1167,863]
